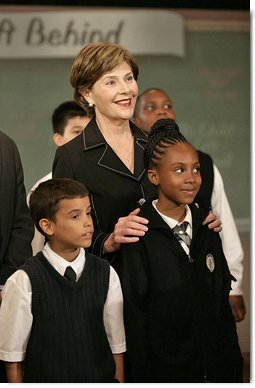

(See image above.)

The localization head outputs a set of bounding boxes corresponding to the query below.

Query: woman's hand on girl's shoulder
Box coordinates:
[103,208,149,254]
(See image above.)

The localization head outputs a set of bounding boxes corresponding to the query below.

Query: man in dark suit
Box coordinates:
[0,130,34,381]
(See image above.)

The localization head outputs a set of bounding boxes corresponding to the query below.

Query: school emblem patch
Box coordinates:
[206,254,215,272]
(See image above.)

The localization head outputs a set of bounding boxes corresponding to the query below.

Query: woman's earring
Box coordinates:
[89,102,94,107]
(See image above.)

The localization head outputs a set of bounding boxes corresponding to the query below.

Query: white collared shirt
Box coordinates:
[152,200,192,255]
[0,243,126,362]
[211,164,244,295]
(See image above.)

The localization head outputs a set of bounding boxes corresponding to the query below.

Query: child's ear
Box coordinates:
[39,219,54,236]
[53,133,64,147]
[147,169,159,186]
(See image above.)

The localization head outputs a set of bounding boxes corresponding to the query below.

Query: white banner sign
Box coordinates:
[0,10,185,58]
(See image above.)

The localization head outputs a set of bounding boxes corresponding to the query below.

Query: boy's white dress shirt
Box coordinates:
[0,243,126,362]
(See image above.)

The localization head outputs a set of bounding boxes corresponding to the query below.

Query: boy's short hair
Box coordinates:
[52,100,87,135]
[29,178,89,236]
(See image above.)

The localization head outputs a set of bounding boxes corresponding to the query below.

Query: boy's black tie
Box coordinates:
[173,221,191,248]
[64,266,76,283]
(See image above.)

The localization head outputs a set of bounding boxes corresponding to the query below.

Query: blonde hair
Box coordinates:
[70,41,139,117]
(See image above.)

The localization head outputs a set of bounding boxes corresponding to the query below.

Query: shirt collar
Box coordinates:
[42,242,86,279]
[152,200,192,230]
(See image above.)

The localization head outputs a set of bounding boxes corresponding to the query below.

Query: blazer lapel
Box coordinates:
[133,124,148,180]
[98,145,132,177]
[83,118,148,181]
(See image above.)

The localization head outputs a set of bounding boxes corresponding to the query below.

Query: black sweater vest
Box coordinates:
[21,251,116,383]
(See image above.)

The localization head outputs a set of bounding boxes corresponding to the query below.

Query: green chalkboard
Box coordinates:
[0,30,250,220]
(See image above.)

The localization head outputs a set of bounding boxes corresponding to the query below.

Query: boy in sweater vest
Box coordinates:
[0,178,125,383]
[119,119,242,382]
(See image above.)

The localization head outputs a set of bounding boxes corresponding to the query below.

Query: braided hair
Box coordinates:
[143,118,189,170]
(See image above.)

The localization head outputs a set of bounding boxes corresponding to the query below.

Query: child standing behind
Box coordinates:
[27,100,91,255]
[0,178,125,383]
[119,118,242,383]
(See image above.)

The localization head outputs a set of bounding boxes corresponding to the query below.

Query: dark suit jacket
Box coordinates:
[0,131,33,284]
[53,118,157,257]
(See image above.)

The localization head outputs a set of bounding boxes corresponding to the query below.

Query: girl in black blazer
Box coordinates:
[118,119,243,383]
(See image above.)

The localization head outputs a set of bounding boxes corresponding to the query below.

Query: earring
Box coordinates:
[89,102,93,107]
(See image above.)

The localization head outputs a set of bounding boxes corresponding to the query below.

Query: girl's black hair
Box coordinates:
[143,118,189,170]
